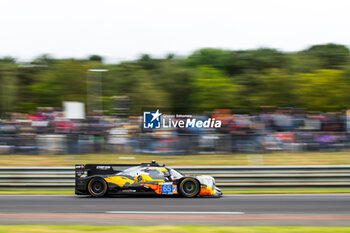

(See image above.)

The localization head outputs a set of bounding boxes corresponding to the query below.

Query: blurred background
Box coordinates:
[1,0,350,158]
[1,44,350,156]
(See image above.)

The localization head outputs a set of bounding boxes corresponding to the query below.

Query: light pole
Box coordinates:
[86,69,108,114]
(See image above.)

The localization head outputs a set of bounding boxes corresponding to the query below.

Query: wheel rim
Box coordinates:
[182,180,198,196]
[91,180,104,195]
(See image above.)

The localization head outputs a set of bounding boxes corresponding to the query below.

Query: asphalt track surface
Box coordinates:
[0,194,350,226]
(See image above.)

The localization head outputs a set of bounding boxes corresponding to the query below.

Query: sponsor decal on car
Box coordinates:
[161,182,173,194]
[96,166,111,170]
[122,189,136,192]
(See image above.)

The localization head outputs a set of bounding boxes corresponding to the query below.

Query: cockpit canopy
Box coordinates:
[118,165,183,180]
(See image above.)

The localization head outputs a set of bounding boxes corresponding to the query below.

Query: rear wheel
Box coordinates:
[178,178,200,197]
[88,178,107,197]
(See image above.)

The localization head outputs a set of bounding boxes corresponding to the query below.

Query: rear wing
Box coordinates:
[75,164,138,178]
[75,161,164,178]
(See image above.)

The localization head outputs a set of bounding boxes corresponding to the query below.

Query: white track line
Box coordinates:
[105,211,245,215]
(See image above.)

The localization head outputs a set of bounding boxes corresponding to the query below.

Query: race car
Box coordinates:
[75,161,222,198]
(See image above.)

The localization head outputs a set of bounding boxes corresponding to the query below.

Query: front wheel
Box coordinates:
[178,178,200,198]
[88,178,108,197]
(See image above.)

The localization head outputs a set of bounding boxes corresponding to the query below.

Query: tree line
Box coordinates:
[1,43,350,116]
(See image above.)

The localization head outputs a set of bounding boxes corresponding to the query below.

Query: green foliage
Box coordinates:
[184,48,231,71]
[285,52,322,73]
[254,69,298,108]
[184,48,287,76]
[302,43,350,69]
[191,66,239,111]
[0,63,18,115]
[102,62,170,114]
[28,60,89,107]
[127,69,170,114]
[2,43,350,115]
[154,61,194,113]
[227,48,288,75]
[296,69,350,111]
[88,55,103,63]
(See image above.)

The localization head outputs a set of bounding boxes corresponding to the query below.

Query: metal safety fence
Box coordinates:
[1,165,350,190]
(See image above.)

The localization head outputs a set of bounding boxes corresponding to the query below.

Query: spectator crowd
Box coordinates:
[0,107,348,155]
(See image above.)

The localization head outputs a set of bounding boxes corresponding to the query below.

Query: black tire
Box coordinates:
[178,178,200,198]
[88,178,108,197]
